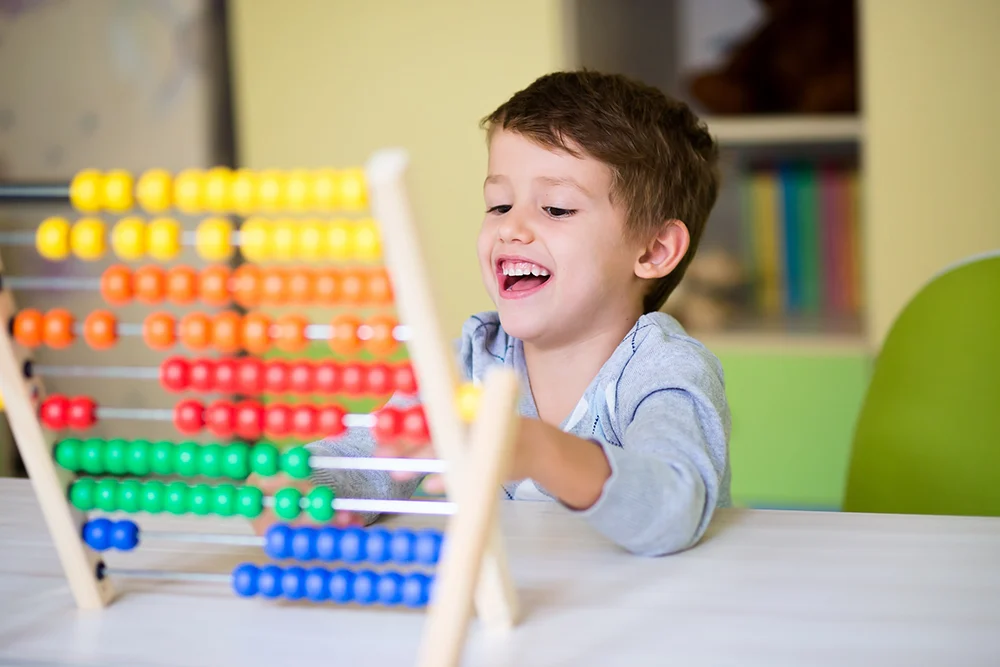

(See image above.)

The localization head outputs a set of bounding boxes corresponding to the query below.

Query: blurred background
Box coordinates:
[0,0,997,512]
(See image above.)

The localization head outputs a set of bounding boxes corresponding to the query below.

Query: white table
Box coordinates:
[2,478,999,667]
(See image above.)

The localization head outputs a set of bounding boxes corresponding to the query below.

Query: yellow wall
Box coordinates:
[227,0,567,336]
[861,0,1000,344]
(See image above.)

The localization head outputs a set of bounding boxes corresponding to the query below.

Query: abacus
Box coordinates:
[0,150,520,667]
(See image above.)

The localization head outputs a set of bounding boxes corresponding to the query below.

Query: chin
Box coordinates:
[494,305,546,342]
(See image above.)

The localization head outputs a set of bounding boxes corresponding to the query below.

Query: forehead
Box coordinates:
[486,130,612,194]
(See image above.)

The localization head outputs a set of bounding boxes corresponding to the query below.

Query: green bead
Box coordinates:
[103,439,130,476]
[54,439,83,472]
[281,446,312,480]
[189,484,212,515]
[80,438,105,475]
[150,441,175,476]
[221,443,250,480]
[306,486,335,522]
[140,480,166,513]
[236,486,263,517]
[174,441,200,477]
[199,444,223,478]
[165,481,189,515]
[126,439,152,476]
[118,479,143,513]
[69,478,96,510]
[212,483,237,517]
[95,479,119,512]
[273,487,303,520]
[250,443,279,476]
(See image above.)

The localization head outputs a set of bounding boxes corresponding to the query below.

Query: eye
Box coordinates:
[543,207,576,218]
[487,205,511,215]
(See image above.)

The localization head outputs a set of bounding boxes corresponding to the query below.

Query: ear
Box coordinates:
[634,219,690,280]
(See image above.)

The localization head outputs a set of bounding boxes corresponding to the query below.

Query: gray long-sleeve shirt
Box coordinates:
[307,310,732,556]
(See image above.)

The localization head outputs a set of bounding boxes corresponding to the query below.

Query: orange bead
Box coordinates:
[275,314,308,352]
[231,264,261,308]
[166,265,198,304]
[13,309,44,347]
[313,268,340,305]
[42,309,75,349]
[329,313,362,357]
[287,268,314,304]
[179,312,213,350]
[339,269,365,304]
[365,268,394,304]
[242,312,272,354]
[212,311,242,353]
[133,265,166,304]
[199,265,231,307]
[100,265,133,306]
[143,312,176,350]
[260,268,287,305]
[83,310,117,350]
[364,314,399,357]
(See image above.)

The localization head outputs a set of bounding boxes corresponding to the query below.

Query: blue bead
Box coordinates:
[414,529,443,565]
[258,565,284,598]
[327,568,355,604]
[264,524,293,559]
[82,518,113,551]
[304,567,330,602]
[364,528,392,564]
[339,527,367,563]
[376,571,403,606]
[232,563,259,597]
[290,526,317,562]
[110,520,139,552]
[353,570,379,605]
[315,527,341,561]
[281,566,308,600]
[401,572,431,608]
[389,529,416,564]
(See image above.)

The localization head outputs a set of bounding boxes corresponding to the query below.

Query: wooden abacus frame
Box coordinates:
[0,149,521,667]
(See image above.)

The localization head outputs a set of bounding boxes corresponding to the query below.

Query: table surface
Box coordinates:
[2,478,1000,667]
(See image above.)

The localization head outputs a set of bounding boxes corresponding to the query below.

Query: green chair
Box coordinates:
[843,251,1000,516]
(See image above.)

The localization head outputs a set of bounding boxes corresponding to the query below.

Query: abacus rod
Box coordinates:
[0,183,71,202]
[3,276,102,291]
[310,456,448,474]
[101,567,230,584]
[256,495,455,516]
[33,364,161,380]
[133,531,264,547]
[92,406,379,430]
[52,322,412,343]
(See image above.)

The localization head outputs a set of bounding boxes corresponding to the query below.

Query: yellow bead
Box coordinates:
[270,220,297,261]
[257,170,286,212]
[111,216,147,260]
[36,217,71,261]
[101,169,134,212]
[204,167,233,213]
[174,169,204,214]
[312,169,339,210]
[70,218,106,261]
[195,217,233,261]
[284,169,312,212]
[325,219,351,261]
[339,168,368,210]
[230,169,258,214]
[456,383,482,423]
[146,218,181,261]
[69,169,103,212]
[351,218,382,261]
[296,219,326,261]
[240,217,271,262]
[136,169,173,213]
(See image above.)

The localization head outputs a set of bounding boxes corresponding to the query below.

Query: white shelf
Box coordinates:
[704,115,863,145]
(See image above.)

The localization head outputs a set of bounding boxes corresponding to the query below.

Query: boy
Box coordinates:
[299,71,730,557]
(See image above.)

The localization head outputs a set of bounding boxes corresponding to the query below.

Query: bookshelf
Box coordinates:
[705,116,864,145]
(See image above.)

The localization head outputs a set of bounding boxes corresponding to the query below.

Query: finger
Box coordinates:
[421,473,447,495]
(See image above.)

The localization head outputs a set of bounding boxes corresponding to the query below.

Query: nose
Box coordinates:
[497,212,533,244]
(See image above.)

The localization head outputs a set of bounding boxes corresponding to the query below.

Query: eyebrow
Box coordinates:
[483,174,593,197]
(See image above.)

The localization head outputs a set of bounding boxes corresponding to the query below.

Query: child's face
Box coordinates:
[478,129,643,347]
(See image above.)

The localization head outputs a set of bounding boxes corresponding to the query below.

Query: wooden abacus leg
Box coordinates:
[416,367,521,667]
[0,259,114,609]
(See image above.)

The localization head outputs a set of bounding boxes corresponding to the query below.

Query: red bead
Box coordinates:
[160,356,190,392]
[317,405,346,437]
[213,358,239,394]
[401,406,430,443]
[364,364,394,395]
[235,401,264,440]
[314,362,340,394]
[291,404,318,437]
[205,400,236,438]
[288,362,314,394]
[174,399,204,434]
[264,360,290,393]
[341,363,365,396]
[40,395,70,429]
[394,364,418,394]
[189,358,215,393]
[237,358,265,394]
[373,407,401,443]
[265,403,292,437]
[67,396,97,430]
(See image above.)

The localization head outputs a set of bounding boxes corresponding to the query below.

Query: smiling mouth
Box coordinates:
[496,258,552,296]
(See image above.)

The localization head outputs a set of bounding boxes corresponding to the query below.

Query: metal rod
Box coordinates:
[102,567,230,584]
[3,276,102,291]
[33,364,161,380]
[139,531,265,547]
[0,232,37,245]
[310,456,447,474]
[93,406,379,431]
[258,495,455,516]
[0,183,71,202]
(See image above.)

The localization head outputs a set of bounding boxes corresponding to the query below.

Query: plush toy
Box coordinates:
[686,0,857,115]
[664,248,748,333]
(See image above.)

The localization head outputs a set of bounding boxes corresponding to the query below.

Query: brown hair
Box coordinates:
[481,70,720,312]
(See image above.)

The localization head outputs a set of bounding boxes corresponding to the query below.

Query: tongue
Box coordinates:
[508,275,547,292]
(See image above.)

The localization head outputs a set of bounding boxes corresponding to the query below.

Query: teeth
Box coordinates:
[501,261,550,277]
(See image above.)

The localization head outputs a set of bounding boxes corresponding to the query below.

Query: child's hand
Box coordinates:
[245,473,358,536]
